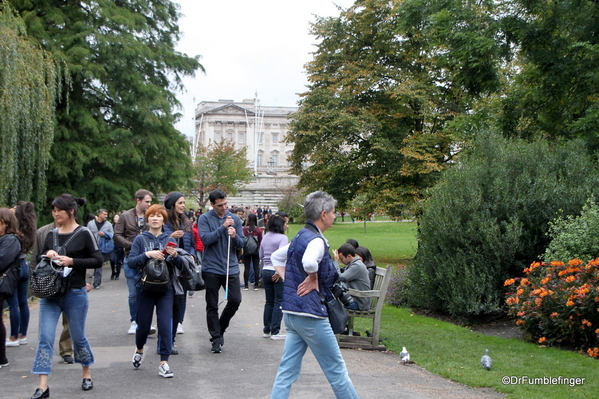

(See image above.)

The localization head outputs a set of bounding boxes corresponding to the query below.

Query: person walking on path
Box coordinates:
[260,215,288,340]
[30,194,102,399]
[270,191,359,399]
[0,208,24,370]
[127,204,182,378]
[163,192,196,345]
[242,213,262,291]
[86,209,114,289]
[5,201,36,348]
[198,189,244,354]
[114,189,155,335]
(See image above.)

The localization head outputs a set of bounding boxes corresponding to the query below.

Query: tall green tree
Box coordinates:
[497,0,599,148]
[10,0,203,212]
[288,0,507,215]
[0,1,65,207]
[190,140,252,208]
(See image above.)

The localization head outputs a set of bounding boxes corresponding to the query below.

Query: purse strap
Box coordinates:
[52,226,84,254]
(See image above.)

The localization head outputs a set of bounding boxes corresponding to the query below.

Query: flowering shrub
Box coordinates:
[386,265,408,307]
[505,259,599,358]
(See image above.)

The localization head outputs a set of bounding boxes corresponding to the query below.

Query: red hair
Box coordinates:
[144,204,167,222]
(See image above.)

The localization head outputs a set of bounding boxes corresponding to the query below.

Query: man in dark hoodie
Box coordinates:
[198,189,244,354]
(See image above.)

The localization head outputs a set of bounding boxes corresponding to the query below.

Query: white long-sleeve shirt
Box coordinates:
[270,231,328,274]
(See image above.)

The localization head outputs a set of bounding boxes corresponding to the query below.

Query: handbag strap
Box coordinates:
[52,226,84,254]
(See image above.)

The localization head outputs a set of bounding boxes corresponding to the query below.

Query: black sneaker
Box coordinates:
[62,355,74,364]
[211,341,222,354]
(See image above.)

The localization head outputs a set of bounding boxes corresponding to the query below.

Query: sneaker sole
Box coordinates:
[159,372,174,378]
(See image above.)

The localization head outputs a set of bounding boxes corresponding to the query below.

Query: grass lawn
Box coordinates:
[288,220,598,399]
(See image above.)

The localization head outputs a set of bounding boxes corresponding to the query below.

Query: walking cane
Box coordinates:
[224,232,231,301]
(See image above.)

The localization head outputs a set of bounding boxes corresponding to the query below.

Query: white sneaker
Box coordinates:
[128,321,137,334]
[176,323,184,334]
[158,362,174,378]
[19,337,27,345]
[270,333,287,341]
[5,339,19,347]
[149,325,157,335]
[262,332,271,338]
[132,349,144,369]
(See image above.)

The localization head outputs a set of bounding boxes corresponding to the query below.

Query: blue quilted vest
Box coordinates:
[281,221,339,317]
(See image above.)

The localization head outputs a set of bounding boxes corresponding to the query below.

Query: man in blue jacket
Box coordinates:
[198,189,244,354]
[87,209,114,289]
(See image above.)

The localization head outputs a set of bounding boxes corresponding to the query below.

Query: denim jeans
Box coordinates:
[262,269,284,335]
[271,313,359,399]
[6,258,30,338]
[123,258,138,322]
[32,287,94,374]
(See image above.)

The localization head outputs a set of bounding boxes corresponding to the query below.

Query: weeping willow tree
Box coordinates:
[0,0,64,207]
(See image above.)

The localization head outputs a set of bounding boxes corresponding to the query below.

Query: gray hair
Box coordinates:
[304,191,337,222]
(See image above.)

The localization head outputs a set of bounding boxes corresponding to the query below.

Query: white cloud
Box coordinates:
[173,0,355,138]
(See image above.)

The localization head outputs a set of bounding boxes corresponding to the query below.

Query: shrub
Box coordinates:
[406,131,599,321]
[505,259,599,357]
[386,265,408,307]
[544,198,599,263]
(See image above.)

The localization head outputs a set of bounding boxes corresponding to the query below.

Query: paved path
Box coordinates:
[1,265,505,399]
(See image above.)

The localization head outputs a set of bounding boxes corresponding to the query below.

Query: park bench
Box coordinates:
[338,265,392,351]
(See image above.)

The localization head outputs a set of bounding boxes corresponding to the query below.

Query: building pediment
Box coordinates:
[204,103,255,116]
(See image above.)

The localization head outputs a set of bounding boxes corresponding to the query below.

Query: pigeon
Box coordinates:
[481,349,492,370]
[400,347,410,365]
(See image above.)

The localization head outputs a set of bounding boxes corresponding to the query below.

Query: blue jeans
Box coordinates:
[32,287,94,374]
[262,269,284,335]
[271,313,359,399]
[124,258,138,322]
[6,258,30,338]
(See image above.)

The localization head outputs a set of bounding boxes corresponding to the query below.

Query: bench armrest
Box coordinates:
[347,289,380,298]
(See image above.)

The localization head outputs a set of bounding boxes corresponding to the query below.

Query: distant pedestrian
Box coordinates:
[198,189,244,354]
[260,215,288,340]
[110,213,124,280]
[86,209,114,289]
[242,213,262,290]
[114,189,155,335]
[5,201,36,348]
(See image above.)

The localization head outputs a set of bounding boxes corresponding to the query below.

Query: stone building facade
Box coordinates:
[193,99,300,209]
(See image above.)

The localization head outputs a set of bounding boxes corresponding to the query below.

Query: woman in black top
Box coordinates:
[30,194,102,399]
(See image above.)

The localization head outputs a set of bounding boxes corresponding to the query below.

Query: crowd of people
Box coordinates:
[0,188,373,398]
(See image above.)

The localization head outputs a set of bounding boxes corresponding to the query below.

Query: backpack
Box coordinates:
[139,237,171,292]
[244,233,259,255]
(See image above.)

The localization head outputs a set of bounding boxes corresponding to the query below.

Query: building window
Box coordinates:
[238,132,245,144]
[257,151,264,166]
[270,153,279,167]
[272,133,279,145]
[286,151,293,167]
[214,131,222,142]
[226,130,234,141]
[258,133,263,144]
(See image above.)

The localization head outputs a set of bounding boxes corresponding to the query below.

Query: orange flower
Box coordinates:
[520,278,530,286]
[516,288,524,296]
[566,299,575,306]
[507,297,520,305]
[550,312,559,317]
[569,259,583,266]
[587,347,599,358]
[541,277,551,285]
[566,275,576,283]
[535,297,542,306]
[538,337,547,343]
[517,311,525,317]
[595,328,599,334]
[550,261,565,266]
[582,319,592,327]
[516,320,524,325]
[504,278,516,286]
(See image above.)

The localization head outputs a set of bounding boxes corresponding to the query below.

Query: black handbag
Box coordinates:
[30,227,83,298]
[0,259,20,300]
[322,294,349,334]
[182,261,205,291]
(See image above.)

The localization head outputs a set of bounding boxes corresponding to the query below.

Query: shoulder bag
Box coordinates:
[30,227,83,298]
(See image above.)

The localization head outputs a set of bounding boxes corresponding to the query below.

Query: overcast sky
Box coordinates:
[173,0,355,138]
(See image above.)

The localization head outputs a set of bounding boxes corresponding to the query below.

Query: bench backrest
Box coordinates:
[370,265,392,311]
